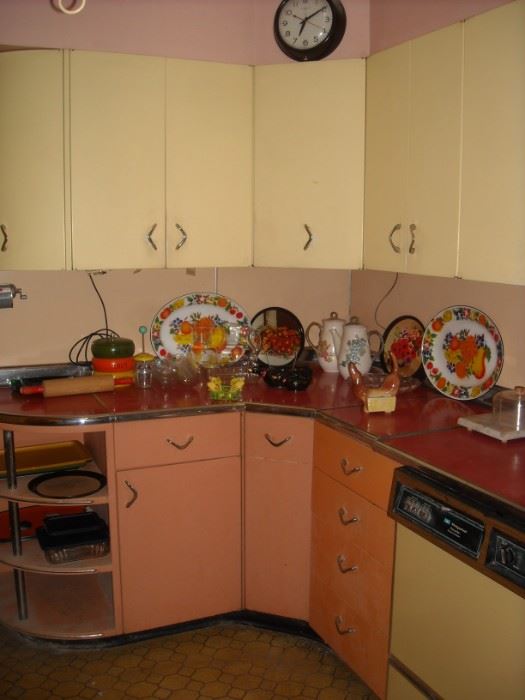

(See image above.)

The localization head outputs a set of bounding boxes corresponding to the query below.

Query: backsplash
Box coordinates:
[0,267,351,366]
[350,270,525,390]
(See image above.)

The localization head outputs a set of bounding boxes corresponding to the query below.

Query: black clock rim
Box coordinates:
[274,0,347,62]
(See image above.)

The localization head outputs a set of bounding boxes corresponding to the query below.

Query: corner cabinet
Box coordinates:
[458,0,525,285]
[244,413,313,620]
[254,60,365,269]
[0,50,68,270]
[0,423,118,640]
[166,60,253,268]
[114,413,242,634]
[310,422,399,700]
[364,23,463,277]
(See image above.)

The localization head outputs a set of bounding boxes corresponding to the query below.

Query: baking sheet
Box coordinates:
[0,441,91,479]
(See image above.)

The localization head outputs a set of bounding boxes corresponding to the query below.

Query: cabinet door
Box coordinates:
[70,51,165,270]
[364,24,462,277]
[166,60,252,267]
[406,23,462,277]
[254,60,365,269]
[459,0,525,284]
[244,414,313,619]
[117,457,241,633]
[0,51,67,270]
[364,42,410,273]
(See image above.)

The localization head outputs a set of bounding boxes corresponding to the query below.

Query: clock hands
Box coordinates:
[303,5,328,23]
[296,5,328,37]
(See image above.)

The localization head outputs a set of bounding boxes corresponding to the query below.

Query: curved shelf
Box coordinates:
[0,465,108,505]
[0,569,116,639]
[0,539,112,574]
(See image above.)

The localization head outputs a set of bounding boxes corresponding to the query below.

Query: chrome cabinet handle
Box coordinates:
[166,436,194,450]
[124,480,138,508]
[303,224,313,251]
[264,433,292,448]
[175,223,188,250]
[409,223,416,254]
[1,224,8,252]
[340,458,363,476]
[146,223,158,251]
[337,554,358,574]
[388,223,401,253]
[338,507,360,526]
[335,616,356,635]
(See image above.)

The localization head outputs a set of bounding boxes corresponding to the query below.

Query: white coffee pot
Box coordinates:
[335,322,384,379]
[305,311,345,373]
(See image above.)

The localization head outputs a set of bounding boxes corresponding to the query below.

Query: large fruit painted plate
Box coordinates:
[150,292,251,364]
[421,305,504,400]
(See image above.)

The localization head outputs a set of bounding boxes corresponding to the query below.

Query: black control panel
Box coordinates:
[486,530,525,589]
[392,483,485,558]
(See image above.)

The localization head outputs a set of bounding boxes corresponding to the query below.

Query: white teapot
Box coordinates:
[305,312,345,373]
[335,322,384,379]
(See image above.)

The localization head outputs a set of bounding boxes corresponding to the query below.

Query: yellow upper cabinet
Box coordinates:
[70,51,166,270]
[254,60,365,269]
[459,0,525,285]
[364,23,463,277]
[166,60,252,268]
[0,50,67,270]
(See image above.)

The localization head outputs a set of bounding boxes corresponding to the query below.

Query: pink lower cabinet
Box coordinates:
[244,414,313,620]
[115,414,242,634]
[310,423,398,699]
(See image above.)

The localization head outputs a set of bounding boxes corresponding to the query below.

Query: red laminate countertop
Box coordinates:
[0,367,523,511]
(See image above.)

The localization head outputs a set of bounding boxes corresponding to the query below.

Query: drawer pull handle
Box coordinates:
[335,616,356,635]
[340,458,363,476]
[166,436,194,450]
[338,507,360,526]
[264,433,291,448]
[124,480,138,508]
[336,554,358,574]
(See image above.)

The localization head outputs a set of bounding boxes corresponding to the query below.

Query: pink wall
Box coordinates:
[0,0,369,63]
[369,0,513,53]
[350,271,525,390]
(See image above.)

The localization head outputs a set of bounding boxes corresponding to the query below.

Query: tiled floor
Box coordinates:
[0,621,378,699]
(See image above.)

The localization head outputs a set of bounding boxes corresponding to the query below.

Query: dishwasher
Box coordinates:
[387,466,525,700]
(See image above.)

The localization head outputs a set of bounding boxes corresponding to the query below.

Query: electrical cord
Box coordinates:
[68,272,120,365]
[373,273,399,331]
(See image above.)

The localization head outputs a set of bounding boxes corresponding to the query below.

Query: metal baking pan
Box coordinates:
[0,441,92,478]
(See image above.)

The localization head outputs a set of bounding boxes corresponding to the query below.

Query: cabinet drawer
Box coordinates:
[114,413,240,469]
[245,414,313,463]
[313,423,399,510]
[312,468,395,567]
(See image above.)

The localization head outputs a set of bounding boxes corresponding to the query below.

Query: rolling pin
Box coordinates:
[19,375,133,397]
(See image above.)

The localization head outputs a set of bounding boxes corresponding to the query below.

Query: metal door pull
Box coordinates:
[338,507,360,526]
[264,433,292,447]
[166,436,194,450]
[340,458,363,476]
[336,554,358,574]
[124,480,138,508]
[335,616,356,635]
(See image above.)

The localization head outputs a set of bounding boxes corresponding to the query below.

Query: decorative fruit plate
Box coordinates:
[421,305,504,400]
[150,292,251,364]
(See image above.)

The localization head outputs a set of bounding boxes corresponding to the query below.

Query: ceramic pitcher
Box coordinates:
[336,323,384,379]
[305,312,345,373]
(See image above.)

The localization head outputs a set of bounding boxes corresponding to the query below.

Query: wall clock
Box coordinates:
[274,0,347,62]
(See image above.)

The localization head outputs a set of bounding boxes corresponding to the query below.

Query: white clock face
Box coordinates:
[277,0,334,51]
